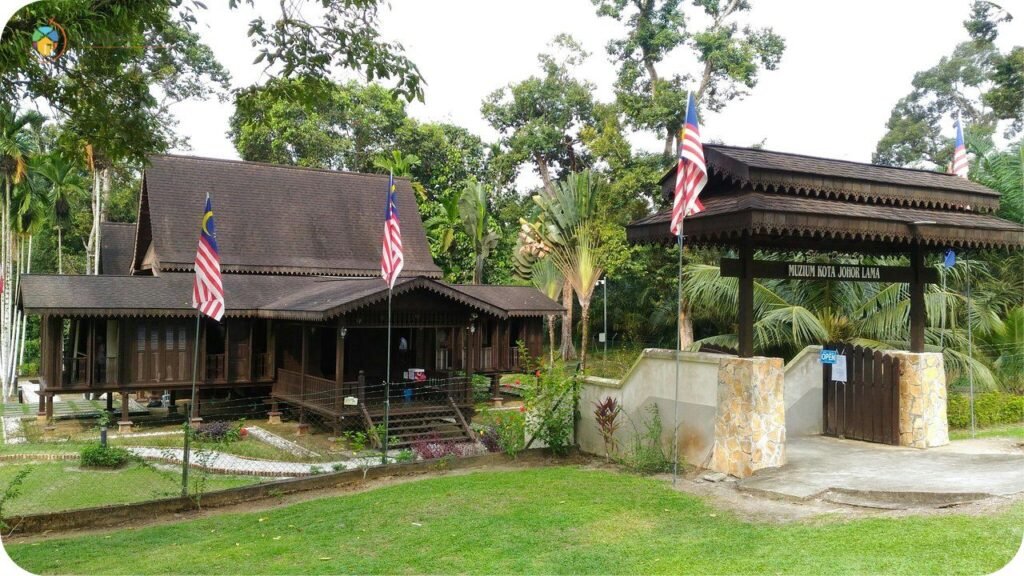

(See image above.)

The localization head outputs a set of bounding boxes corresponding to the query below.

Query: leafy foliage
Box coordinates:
[593,396,622,461]
[948,392,1024,429]
[619,402,670,474]
[0,466,31,531]
[79,444,133,469]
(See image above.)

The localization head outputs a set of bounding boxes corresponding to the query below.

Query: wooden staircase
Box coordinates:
[361,400,475,448]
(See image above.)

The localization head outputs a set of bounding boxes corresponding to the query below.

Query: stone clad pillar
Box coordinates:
[886,351,948,449]
[709,356,786,478]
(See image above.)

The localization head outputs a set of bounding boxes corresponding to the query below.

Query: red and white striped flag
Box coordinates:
[951,115,968,178]
[381,172,404,290]
[671,91,707,236]
[192,193,224,321]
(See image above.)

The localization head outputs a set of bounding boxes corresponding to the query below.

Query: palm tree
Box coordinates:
[458,180,499,284]
[682,256,1004,390]
[36,153,87,274]
[0,106,43,399]
[548,222,604,370]
[521,171,604,366]
[530,258,563,365]
[423,191,460,257]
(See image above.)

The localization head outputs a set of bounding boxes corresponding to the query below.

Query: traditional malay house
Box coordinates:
[21,155,561,442]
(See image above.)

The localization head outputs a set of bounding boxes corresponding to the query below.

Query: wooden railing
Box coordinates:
[510,346,520,370]
[273,369,472,416]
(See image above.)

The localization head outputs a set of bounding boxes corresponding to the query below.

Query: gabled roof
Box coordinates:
[133,155,441,278]
[19,274,563,321]
[659,144,1001,212]
[99,222,137,275]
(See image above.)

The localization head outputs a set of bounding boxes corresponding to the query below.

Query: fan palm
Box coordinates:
[458,180,500,284]
[547,222,604,370]
[530,258,564,365]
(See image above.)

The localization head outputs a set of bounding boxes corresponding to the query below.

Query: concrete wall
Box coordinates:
[579,349,728,467]
[784,346,824,436]
[578,346,825,466]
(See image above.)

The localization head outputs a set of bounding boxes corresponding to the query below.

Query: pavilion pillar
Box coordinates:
[909,243,926,353]
[300,325,308,401]
[44,393,54,422]
[737,234,755,358]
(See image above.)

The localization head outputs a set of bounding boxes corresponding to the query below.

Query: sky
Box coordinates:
[164,0,1023,169]
[6,0,1024,169]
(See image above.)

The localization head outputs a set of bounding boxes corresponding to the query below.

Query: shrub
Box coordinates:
[19,361,39,377]
[948,392,1024,429]
[195,420,242,442]
[80,444,133,468]
[522,368,577,456]
[494,411,526,458]
[619,403,670,475]
[593,396,622,462]
[477,425,501,453]
[395,449,415,463]
[0,467,32,531]
[472,374,493,403]
[411,432,479,460]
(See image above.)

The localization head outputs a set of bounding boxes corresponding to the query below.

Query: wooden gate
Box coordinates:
[822,343,901,445]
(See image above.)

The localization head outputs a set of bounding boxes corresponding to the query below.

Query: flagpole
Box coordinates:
[383,287,392,464]
[671,93,691,487]
[967,254,975,439]
[182,310,201,497]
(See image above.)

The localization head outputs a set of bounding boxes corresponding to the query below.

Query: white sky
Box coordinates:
[5,0,1024,170]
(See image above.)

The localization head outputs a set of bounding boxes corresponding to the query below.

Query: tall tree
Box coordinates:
[592,0,785,157]
[530,258,564,365]
[874,1,1020,168]
[481,35,596,193]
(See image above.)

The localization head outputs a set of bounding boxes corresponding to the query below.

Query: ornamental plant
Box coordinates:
[593,396,622,462]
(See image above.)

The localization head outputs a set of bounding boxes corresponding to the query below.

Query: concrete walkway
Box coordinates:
[124,446,394,477]
[739,436,1024,505]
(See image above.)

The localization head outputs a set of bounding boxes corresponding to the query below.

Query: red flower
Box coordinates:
[519,405,526,413]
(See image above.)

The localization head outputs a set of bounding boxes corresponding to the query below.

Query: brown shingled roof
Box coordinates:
[659,144,1001,212]
[136,155,441,277]
[99,222,137,275]
[628,192,1024,251]
[20,274,562,321]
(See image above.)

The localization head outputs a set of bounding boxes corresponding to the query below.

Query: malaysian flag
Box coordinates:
[671,91,707,236]
[192,193,224,321]
[951,115,969,178]
[381,172,404,290]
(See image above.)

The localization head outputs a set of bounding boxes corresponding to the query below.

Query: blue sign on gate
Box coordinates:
[820,349,838,365]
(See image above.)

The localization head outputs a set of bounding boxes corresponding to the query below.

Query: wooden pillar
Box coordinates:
[248,321,256,382]
[909,243,926,353]
[268,320,276,379]
[45,394,54,421]
[335,323,346,411]
[106,392,114,412]
[86,319,95,388]
[118,389,132,432]
[300,325,308,400]
[37,390,46,421]
[738,234,755,358]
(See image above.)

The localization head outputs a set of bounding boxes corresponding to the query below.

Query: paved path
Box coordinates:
[739,436,1024,504]
[124,447,395,477]
[1,416,26,444]
[246,425,321,458]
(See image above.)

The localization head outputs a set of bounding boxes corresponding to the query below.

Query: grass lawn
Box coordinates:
[0,461,261,516]
[6,467,1022,575]
[950,423,1024,440]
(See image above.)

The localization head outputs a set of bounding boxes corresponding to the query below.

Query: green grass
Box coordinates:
[950,423,1024,440]
[0,461,261,515]
[6,467,1022,574]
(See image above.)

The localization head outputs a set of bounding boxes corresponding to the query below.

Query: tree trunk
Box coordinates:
[535,154,555,195]
[547,314,557,367]
[57,228,62,274]
[679,306,694,350]
[559,287,577,361]
[579,302,591,372]
[17,236,30,368]
[473,254,484,284]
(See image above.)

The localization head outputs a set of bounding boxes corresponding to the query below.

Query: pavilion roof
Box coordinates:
[632,144,1022,252]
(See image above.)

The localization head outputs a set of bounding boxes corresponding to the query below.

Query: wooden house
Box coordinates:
[21,155,562,441]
